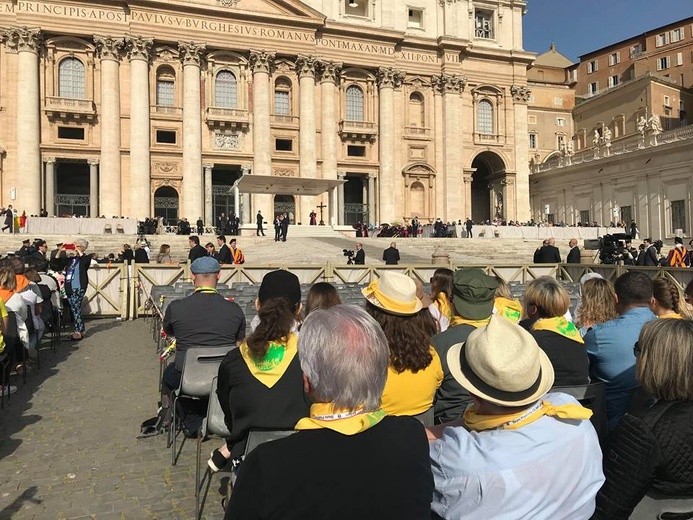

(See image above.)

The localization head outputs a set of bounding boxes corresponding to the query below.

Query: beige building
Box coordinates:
[0,0,534,227]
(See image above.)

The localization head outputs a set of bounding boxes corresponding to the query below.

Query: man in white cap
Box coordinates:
[428,315,604,519]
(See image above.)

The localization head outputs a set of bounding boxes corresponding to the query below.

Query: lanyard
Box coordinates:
[194,286,218,294]
[494,401,543,430]
[313,409,372,421]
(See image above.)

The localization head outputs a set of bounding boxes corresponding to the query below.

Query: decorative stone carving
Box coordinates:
[273,168,297,177]
[88,159,100,166]
[319,61,342,84]
[94,36,124,61]
[156,47,177,61]
[213,132,240,150]
[432,74,466,94]
[44,157,56,164]
[295,55,318,79]
[125,36,153,62]
[1,27,41,53]
[249,50,275,74]
[241,164,251,175]
[510,85,532,103]
[377,67,405,89]
[154,162,180,174]
[178,42,206,66]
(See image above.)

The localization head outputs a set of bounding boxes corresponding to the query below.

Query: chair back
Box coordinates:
[551,382,608,445]
[244,430,296,457]
[630,491,693,520]
[204,377,230,438]
[412,407,434,427]
[5,312,20,349]
[37,284,55,324]
[179,346,234,398]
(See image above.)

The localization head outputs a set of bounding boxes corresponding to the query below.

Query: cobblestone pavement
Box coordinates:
[0,319,229,520]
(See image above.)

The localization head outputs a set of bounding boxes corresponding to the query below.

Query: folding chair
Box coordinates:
[170,346,234,466]
[37,284,58,353]
[630,491,693,520]
[196,377,230,519]
[0,351,10,409]
[5,312,26,385]
[551,382,608,447]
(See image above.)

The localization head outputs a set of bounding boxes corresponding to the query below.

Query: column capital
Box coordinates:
[319,61,342,84]
[241,164,252,175]
[88,159,100,166]
[337,170,347,179]
[510,84,532,103]
[94,36,124,62]
[376,67,404,89]
[368,173,377,180]
[432,74,467,94]
[249,50,275,74]
[125,36,153,62]
[44,157,56,165]
[203,162,215,170]
[295,55,319,79]
[179,41,206,66]
[1,27,41,54]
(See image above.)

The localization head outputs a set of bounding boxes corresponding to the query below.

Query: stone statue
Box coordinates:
[495,191,503,220]
[648,114,661,135]
[637,116,647,136]
[593,129,600,147]
[566,141,574,156]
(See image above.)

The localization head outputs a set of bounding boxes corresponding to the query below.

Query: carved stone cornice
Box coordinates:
[1,27,41,54]
[319,61,342,84]
[125,36,153,62]
[376,67,404,89]
[178,42,206,67]
[94,36,124,62]
[510,85,532,103]
[295,55,318,79]
[431,74,466,94]
[249,50,275,74]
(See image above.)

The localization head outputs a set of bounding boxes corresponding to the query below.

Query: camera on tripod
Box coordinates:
[598,233,631,264]
[343,249,355,265]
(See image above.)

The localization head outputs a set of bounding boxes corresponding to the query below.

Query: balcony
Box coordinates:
[271,114,299,128]
[205,107,249,130]
[44,96,96,122]
[474,132,501,145]
[151,105,183,120]
[339,120,378,142]
[404,126,431,139]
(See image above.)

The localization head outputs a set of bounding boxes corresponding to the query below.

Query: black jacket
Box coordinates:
[134,249,149,263]
[382,247,400,265]
[643,245,659,266]
[217,244,233,264]
[188,244,207,262]
[594,400,693,520]
[567,246,581,264]
[529,329,589,386]
[536,245,562,263]
[354,249,365,265]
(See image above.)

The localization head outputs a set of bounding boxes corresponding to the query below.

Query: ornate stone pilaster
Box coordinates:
[439,74,466,220]
[377,67,404,222]
[178,41,205,66]
[95,36,124,217]
[337,171,346,225]
[88,159,99,217]
[44,158,56,216]
[510,85,532,103]
[249,51,275,219]
[125,36,152,62]
[203,163,214,226]
[296,55,319,221]
[368,174,376,225]
[240,164,251,225]
[295,55,318,78]
[320,61,342,226]
[319,61,342,84]
[1,27,41,53]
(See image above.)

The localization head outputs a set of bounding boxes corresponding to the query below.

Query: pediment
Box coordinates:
[161,0,325,22]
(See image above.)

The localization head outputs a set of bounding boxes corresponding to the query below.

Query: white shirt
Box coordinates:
[430,393,605,520]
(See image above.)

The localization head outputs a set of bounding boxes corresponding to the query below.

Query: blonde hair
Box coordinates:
[522,276,569,319]
[636,319,693,400]
[0,267,17,291]
[494,276,512,299]
[576,278,618,329]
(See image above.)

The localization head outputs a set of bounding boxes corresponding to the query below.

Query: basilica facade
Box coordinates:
[0,0,532,226]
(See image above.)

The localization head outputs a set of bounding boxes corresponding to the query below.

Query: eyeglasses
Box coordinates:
[633,341,641,357]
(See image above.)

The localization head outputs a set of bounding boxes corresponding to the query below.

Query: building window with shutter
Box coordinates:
[58,57,86,99]
[215,70,237,108]
[345,85,364,121]
[477,99,494,135]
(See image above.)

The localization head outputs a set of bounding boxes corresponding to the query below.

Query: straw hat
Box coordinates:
[447,315,554,407]
[362,272,423,316]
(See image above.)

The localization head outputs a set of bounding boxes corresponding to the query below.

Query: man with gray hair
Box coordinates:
[226,305,434,520]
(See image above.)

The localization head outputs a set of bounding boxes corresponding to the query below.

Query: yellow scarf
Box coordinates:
[494,297,522,323]
[464,400,593,432]
[532,316,584,344]
[240,333,298,388]
[295,403,386,435]
[434,293,454,321]
[363,280,420,315]
[450,315,491,328]
[659,312,683,319]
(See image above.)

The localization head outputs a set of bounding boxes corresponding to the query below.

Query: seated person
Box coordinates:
[226,305,434,520]
[362,272,442,420]
[519,276,589,386]
[594,319,693,519]
[210,270,308,472]
[428,315,605,519]
[650,277,687,319]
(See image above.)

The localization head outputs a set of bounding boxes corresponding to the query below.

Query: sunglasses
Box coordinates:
[633,341,641,357]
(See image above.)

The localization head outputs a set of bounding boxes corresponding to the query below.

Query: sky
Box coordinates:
[523,1,693,63]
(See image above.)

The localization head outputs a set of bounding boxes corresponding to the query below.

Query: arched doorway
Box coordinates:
[274,195,296,224]
[471,152,506,223]
[213,166,241,222]
[153,186,179,225]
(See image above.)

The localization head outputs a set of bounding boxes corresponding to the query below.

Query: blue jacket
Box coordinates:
[584,307,655,430]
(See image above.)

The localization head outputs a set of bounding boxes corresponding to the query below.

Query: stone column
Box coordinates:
[240,164,251,225]
[125,36,153,219]
[233,185,240,220]
[432,76,445,219]
[463,169,475,220]
[336,171,346,225]
[203,163,214,227]
[511,85,532,221]
[440,74,466,222]
[320,61,341,227]
[44,158,56,216]
[3,28,42,214]
[376,67,404,224]
[296,55,318,223]
[368,173,376,225]
[88,159,99,217]
[249,51,275,219]
[180,42,206,223]
[94,36,124,218]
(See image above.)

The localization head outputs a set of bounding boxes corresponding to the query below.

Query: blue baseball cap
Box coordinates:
[191,256,221,274]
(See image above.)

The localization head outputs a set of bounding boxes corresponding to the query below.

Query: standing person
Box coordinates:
[309,209,317,226]
[536,237,562,263]
[353,243,365,265]
[273,214,282,242]
[119,244,134,263]
[50,242,67,272]
[230,239,245,264]
[629,220,638,240]
[216,235,232,265]
[233,214,240,236]
[187,236,207,263]
[2,205,12,233]
[218,213,227,235]
[64,239,91,341]
[196,217,204,235]
[382,242,400,265]
[16,239,31,258]
[134,243,149,263]
[19,211,27,234]
[665,236,690,267]
[205,242,218,260]
[567,238,581,263]
[156,244,172,264]
[281,212,289,242]
[465,217,473,238]
[641,238,659,266]
[584,271,655,429]
[256,210,265,236]
[411,217,419,238]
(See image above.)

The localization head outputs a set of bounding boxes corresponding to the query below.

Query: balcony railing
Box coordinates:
[271,114,299,126]
[44,96,96,121]
[151,105,183,119]
[474,132,501,144]
[339,120,378,141]
[205,107,249,129]
[404,126,431,138]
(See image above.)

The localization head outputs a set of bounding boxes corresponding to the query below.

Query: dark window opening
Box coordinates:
[275,139,293,151]
[347,145,366,157]
[58,127,85,140]
[156,130,177,144]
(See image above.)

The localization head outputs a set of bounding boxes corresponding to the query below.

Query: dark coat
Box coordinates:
[354,249,365,265]
[134,248,149,263]
[535,245,562,263]
[217,244,232,264]
[566,246,581,264]
[188,244,207,262]
[382,247,400,265]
